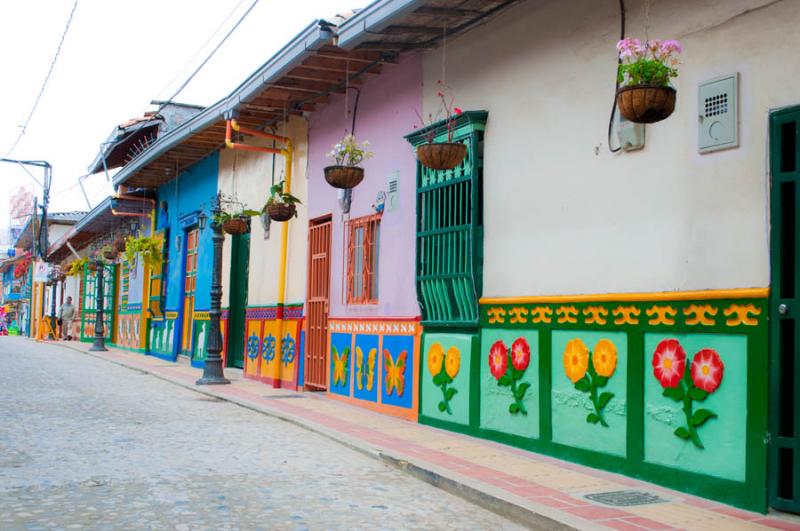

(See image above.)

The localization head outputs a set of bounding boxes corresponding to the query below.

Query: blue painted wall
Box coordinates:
[156,152,218,312]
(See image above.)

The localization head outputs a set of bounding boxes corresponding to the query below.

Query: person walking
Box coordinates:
[59,297,76,341]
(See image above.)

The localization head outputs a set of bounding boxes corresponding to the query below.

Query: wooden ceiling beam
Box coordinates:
[379,25,443,36]
[413,6,481,17]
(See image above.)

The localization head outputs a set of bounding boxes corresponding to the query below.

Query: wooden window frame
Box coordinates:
[345,214,381,305]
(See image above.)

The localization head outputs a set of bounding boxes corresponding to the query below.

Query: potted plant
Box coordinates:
[264,181,302,222]
[101,245,116,261]
[124,235,164,270]
[66,258,87,277]
[324,134,372,189]
[616,38,682,124]
[13,253,31,279]
[414,81,466,171]
[214,209,260,235]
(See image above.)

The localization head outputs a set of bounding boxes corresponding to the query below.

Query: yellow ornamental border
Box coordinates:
[480,287,768,305]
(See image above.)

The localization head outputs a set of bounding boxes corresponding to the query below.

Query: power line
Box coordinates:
[155,0,250,101]
[159,0,260,109]
[4,0,79,157]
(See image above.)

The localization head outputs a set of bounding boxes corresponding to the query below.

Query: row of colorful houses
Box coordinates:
[5,0,800,515]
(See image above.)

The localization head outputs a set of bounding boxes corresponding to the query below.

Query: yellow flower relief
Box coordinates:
[563,338,589,383]
[592,339,618,377]
[445,347,461,379]
[428,342,445,376]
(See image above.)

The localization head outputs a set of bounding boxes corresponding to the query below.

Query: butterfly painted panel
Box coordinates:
[353,334,379,403]
[329,333,352,396]
[381,335,415,409]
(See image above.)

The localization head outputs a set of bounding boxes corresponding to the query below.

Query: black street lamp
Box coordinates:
[196,197,230,385]
[89,259,107,352]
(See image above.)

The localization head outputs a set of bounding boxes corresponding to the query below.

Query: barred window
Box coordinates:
[346,214,380,304]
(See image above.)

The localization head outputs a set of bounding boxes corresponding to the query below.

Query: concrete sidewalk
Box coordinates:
[49,338,800,531]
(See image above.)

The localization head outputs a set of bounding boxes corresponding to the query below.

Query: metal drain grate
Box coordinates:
[584,490,668,507]
[262,395,304,399]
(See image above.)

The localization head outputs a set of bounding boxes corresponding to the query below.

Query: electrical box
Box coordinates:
[386,170,400,212]
[615,111,645,151]
[698,73,739,153]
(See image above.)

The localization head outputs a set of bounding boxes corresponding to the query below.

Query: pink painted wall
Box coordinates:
[307,54,422,319]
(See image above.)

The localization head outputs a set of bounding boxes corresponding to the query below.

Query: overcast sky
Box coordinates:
[0,0,368,230]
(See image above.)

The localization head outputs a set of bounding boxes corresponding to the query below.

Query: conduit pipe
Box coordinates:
[224,119,294,387]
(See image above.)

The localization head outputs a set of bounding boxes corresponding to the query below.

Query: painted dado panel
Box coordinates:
[418,290,767,511]
[421,0,799,296]
[243,305,302,388]
[328,318,420,421]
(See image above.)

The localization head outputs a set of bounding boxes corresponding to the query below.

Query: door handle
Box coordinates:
[779,303,789,315]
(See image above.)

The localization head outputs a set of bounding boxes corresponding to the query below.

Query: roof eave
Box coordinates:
[113,20,334,189]
[335,0,427,50]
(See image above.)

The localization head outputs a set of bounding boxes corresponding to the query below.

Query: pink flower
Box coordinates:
[690,349,724,393]
[652,339,686,388]
[511,338,530,371]
[489,340,508,380]
[647,39,663,53]
[660,39,683,55]
[454,107,463,115]
[616,38,644,60]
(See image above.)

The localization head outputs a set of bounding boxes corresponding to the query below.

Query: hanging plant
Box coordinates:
[101,245,117,261]
[616,38,682,124]
[124,235,164,270]
[66,258,87,277]
[324,134,372,189]
[213,210,260,235]
[414,81,467,170]
[264,180,302,222]
[113,237,126,253]
[13,253,31,279]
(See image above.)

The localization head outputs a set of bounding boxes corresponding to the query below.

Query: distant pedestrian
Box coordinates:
[59,297,75,340]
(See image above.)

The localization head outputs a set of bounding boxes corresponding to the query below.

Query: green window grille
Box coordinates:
[405,111,487,327]
[80,262,115,341]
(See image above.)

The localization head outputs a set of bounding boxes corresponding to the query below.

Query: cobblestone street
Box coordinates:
[0,337,520,530]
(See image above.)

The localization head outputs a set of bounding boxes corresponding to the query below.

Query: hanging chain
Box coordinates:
[442,21,447,83]
[344,58,350,135]
[644,0,651,43]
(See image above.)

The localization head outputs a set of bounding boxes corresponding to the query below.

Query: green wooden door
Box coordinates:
[770,106,800,514]
[227,232,250,368]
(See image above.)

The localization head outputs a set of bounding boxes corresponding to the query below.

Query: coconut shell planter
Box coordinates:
[222,218,249,235]
[266,203,296,222]
[324,166,364,189]
[616,85,676,124]
[417,142,467,171]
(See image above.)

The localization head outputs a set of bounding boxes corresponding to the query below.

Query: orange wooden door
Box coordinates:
[181,228,198,355]
[305,218,331,390]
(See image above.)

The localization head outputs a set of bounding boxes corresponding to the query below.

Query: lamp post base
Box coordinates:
[196,358,230,385]
[89,338,107,352]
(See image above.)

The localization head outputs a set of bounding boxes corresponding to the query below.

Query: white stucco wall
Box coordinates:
[422,0,794,297]
[218,116,309,307]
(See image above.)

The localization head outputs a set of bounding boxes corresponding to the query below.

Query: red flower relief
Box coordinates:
[511,337,530,371]
[489,340,508,380]
[652,338,686,388]
[690,348,724,393]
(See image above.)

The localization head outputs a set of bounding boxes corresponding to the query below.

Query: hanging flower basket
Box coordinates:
[417,142,467,171]
[114,239,126,253]
[266,203,297,222]
[103,250,116,261]
[222,217,249,235]
[615,38,682,124]
[324,166,364,189]
[616,85,676,124]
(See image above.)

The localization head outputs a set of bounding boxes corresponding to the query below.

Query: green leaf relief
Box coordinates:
[691,408,717,427]
[662,386,683,402]
[498,374,511,386]
[674,427,691,440]
[438,401,446,412]
[587,413,600,424]
[594,376,609,388]
[687,387,709,401]
[574,378,590,393]
[445,387,458,401]
[509,403,519,414]
[597,392,614,410]
[516,382,531,400]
